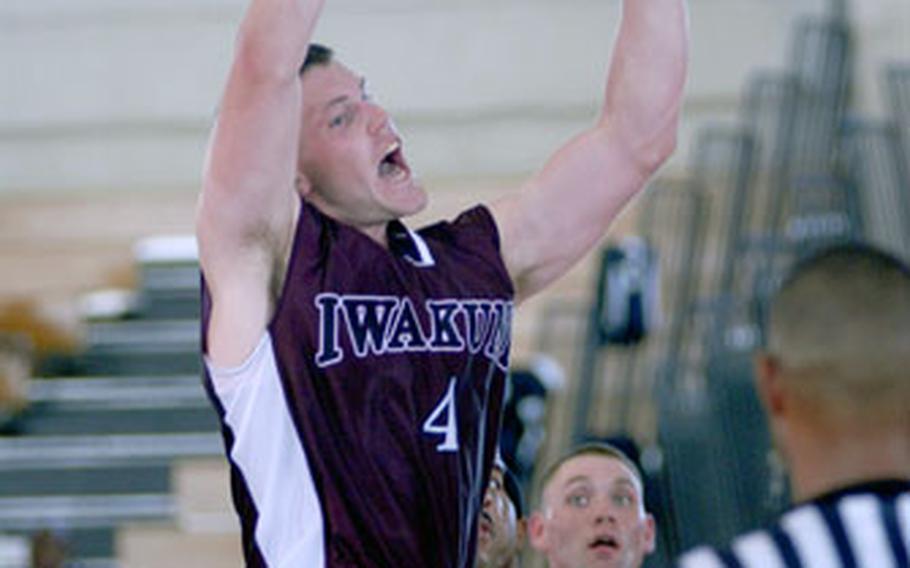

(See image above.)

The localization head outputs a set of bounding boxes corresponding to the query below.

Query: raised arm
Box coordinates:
[490,0,688,303]
[196,0,325,366]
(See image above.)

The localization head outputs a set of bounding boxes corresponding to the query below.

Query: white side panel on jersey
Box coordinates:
[207,333,325,568]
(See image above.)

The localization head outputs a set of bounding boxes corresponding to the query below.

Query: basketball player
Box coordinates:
[196,0,688,565]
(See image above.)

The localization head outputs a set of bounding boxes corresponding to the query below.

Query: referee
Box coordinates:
[677,243,910,567]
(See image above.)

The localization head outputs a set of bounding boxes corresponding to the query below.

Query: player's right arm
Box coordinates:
[196,0,326,367]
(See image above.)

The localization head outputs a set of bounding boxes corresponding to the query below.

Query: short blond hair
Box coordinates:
[536,443,645,509]
[766,243,910,408]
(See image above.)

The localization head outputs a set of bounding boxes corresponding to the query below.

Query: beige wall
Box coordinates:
[6,0,906,195]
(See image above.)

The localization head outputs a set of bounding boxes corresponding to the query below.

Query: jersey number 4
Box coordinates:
[422,377,459,452]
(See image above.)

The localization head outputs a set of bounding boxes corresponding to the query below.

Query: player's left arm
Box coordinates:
[489,0,688,303]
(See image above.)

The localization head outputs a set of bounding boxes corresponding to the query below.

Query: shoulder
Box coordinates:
[416,205,506,268]
[677,487,910,568]
[420,205,511,287]
[676,526,788,568]
[418,205,501,247]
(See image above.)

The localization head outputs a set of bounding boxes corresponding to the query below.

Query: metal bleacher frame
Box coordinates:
[559,11,910,561]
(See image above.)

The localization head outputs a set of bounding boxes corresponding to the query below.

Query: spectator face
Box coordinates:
[477,466,525,567]
[530,454,655,568]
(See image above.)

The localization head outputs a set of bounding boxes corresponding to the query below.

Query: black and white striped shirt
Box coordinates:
[677,481,910,568]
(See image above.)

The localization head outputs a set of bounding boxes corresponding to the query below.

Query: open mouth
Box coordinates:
[589,534,620,553]
[378,140,410,181]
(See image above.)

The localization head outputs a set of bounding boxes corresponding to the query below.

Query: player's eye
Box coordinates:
[329,111,348,128]
[566,492,589,508]
[612,492,634,507]
[329,106,355,129]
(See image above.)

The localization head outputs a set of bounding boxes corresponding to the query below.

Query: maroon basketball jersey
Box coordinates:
[201,200,514,567]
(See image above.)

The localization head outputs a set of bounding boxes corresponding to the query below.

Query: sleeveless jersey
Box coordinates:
[201,200,515,567]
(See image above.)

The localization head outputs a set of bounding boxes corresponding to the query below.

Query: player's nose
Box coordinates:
[365,101,392,135]
[482,489,494,510]
[592,498,618,525]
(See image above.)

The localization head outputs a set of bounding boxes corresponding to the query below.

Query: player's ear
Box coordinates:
[515,517,528,546]
[754,352,784,416]
[527,511,548,552]
[642,513,656,554]
[295,172,314,197]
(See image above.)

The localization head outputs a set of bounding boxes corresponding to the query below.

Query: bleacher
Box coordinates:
[0,237,236,567]
[558,10,910,565]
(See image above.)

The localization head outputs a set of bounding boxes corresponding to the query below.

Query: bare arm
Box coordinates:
[196,0,325,366]
[490,0,688,303]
